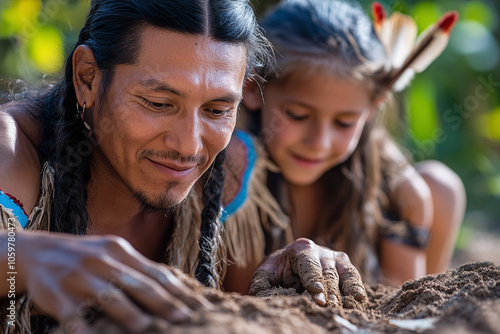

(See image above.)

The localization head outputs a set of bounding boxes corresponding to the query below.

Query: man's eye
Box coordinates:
[209,109,225,115]
[151,102,166,108]
[206,108,232,116]
[143,98,171,110]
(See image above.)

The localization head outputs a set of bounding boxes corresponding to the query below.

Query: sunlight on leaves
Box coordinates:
[408,77,438,142]
[0,0,41,36]
[487,175,500,196]
[412,2,441,33]
[27,26,63,74]
[475,154,496,175]
[476,107,500,141]
[462,1,495,29]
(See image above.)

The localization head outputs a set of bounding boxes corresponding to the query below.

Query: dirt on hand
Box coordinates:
[62,261,500,334]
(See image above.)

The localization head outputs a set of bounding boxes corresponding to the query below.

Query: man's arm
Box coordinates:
[0,105,42,215]
[0,230,212,330]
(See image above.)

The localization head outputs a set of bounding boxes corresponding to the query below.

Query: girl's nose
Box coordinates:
[304,122,333,152]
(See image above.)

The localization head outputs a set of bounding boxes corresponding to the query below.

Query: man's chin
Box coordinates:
[133,188,187,213]
[141,201,179,214]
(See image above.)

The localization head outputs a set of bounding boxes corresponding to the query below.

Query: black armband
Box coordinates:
[382,219,430,249]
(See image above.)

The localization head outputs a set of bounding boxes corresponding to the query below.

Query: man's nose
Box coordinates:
[164,109,203,158]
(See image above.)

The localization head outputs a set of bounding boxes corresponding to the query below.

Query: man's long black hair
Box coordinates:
[39,0,270,288]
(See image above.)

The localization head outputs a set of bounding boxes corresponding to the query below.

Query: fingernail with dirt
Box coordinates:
[354,286,366,301]
[312,292,326,306]
[328,293,340,307]
[311,281,324,292]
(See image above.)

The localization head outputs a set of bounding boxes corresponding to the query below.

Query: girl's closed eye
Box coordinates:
[335,113,362,128]
[283,107,308,121]
[335,120,356,128]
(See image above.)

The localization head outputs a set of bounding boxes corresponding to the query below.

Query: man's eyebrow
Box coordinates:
[213,92,243,104]
[139,79,182,96]
[138,78,242,104]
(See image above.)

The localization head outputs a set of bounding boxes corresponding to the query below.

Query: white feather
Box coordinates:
[392,68,415,92]
[410,31,449,73]
[381,13,417,70]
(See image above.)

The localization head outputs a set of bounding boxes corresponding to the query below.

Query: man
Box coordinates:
[0,0,366,332]
[0,0,270,332]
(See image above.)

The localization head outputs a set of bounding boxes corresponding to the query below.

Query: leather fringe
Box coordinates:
[223,136,293,267]
[26,162,54,231]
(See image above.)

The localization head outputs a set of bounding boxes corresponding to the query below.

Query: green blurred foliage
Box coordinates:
[1,0,500,242]
[0,0,89,82]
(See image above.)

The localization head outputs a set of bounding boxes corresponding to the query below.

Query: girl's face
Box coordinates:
[251,69,374,186]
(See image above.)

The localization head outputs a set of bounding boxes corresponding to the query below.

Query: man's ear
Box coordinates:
[242,78,265,111]
[73,45,102,108]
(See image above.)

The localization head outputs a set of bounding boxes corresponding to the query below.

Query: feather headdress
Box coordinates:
[372,2,458,92]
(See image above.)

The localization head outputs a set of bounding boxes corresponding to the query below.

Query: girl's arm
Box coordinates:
[379,167,433,285]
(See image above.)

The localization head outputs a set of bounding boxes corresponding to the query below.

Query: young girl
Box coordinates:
[223,0,466,292]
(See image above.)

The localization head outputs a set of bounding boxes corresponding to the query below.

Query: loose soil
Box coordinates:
[73,261,500,334]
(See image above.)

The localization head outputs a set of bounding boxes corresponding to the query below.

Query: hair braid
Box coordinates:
[51,115,92,234]
[195,150,226,288]
[40,44,93,234]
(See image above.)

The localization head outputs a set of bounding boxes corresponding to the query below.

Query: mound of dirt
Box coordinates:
[63,261,500,334]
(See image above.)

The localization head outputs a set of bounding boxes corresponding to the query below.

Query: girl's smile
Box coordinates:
[291,153,327,167]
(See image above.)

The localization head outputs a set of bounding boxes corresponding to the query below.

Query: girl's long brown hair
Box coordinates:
[256,0,410,281]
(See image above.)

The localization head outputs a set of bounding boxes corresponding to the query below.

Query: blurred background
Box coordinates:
[1,0,499,266]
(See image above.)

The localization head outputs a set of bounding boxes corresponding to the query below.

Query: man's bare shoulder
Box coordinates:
[0,101,43,213]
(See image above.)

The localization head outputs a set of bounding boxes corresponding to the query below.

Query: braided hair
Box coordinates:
[39,0,271,286]
[195,150,226,287]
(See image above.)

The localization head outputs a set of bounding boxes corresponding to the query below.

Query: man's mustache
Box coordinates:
[139,149,207,165]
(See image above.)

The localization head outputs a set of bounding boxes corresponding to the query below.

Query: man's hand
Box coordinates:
[248,238,367,309]
[8,231,211,333]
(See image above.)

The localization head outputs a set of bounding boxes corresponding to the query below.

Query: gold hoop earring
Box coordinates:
[76,102,93,137]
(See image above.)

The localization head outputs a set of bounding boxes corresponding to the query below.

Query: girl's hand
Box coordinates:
[11,231,211,333]
[248,238,367,309]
